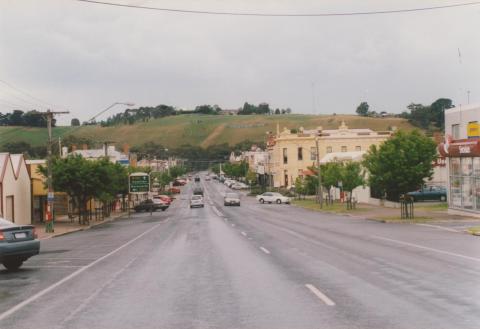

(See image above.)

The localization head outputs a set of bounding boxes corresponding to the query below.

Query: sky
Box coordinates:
[0,0,479,125]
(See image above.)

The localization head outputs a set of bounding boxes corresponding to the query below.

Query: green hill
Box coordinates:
[0,114,415,149]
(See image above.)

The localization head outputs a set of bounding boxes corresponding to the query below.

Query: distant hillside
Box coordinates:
[0,114,415,149]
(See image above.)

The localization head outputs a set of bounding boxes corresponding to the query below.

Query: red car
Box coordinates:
[155,195,173,205]
[168,187,181,194]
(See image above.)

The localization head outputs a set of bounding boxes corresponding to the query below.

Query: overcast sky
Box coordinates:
[1,0,479,125]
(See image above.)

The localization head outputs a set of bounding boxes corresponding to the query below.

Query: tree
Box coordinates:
[341,162,365,208]
[246,170,257,186]
[363,130,437,201]
[71,118,80,126]
[430,98,453,130]
[356,102,369,116]
[320,162,343,202]
[274,109,280,115]
[294,177,306,199]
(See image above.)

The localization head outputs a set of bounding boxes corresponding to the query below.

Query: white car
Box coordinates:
[190,195,205,208]
[224,180,235,187]
[231,182,248,190]
[256,192,291,204]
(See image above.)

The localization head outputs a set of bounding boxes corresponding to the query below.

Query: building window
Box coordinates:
[298,147,303,161]
[449,157,480,211]
[341,146,347,152]
[283,148,288,164]
[355,146,361,151]
[284,170,288,186]
[452,124,460,139]
[310,147,317,160]
[326,146,332,153]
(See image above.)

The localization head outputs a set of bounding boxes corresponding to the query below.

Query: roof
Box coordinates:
[10,154,23,178]
[445,103,480,114]
[0,153,28,182]
[0,153,8,183]
[320,151,366,164]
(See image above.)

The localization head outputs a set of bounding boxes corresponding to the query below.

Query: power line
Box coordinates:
[0,79,68,110]
[75,0,480,17]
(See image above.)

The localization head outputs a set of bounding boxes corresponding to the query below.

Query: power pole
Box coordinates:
[102,140,116,158]
[44,110,69,232]
[315,137,323,208]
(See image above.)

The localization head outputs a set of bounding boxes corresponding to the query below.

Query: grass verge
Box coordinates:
[292,199,367,214]
[467,226,480,236]
[369,216,434,223]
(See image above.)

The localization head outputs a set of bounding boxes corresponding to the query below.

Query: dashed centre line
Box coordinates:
[241,231,247,237]
[305,284,335,306]
[259,247,270,254]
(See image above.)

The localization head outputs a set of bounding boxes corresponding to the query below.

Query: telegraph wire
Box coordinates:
[75,0,480,17]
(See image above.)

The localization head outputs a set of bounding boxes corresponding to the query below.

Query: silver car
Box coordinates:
[190,195,205,208]
[224,192,241,206]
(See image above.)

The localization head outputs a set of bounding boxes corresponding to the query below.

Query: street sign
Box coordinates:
[129,173,150,193]
[47,192,55,202]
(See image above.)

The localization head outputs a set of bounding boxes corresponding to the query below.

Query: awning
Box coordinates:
[438,138,480,157]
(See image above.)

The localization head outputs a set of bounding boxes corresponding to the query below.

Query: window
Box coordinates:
[341,146,347,152]
[355,146,361,151]
[284,170,288,186]
[449,157,480,210]
[283,148,288,164]
[326,146,332,153]
[310,147,317,160]
[298,147,303,161]
[452,124,460,139]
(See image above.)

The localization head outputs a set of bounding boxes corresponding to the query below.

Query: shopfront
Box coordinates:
[439,138,480,216]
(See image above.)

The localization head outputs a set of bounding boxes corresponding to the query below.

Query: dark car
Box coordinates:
[0,217,40,271]
[193,186,204,196]
[194,176,200,182]
[133,199,168,212]
[407,186,447,202]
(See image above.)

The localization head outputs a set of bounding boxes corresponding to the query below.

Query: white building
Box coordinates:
[0,153,32,224]
[63,145,130,165]
[439,104,480,217]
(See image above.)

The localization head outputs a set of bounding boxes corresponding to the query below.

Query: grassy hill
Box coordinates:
[0,114,415,149]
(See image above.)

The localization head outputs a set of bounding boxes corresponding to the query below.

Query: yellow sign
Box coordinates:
[468,122,479,138]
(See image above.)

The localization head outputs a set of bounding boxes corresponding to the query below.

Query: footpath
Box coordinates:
[35,211,127,240]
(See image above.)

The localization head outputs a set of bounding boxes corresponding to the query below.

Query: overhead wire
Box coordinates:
[0,79,68,110]
[75,0,480,17]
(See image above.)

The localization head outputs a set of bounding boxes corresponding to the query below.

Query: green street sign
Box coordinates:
[129,173,150,193]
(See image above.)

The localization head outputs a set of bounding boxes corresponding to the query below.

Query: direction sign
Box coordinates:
[129,173,150,193]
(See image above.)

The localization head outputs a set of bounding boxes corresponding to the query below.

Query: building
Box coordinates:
[267,121,392,188]
[0,153,32,224]
[137,158,183,172]
[63,145,130,165]
[439,104,480,217]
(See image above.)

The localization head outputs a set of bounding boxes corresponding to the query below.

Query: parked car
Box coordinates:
[168,187,181,194]
[152,197,170,208]
[0,217,40,271]
[231,182,248,190]
[134,199,168,212]
[194,176,200,182]
[155,195,173,205]
[193,186,204,196]
[224,179,236,188]
[407,186,447,202]
[173,180,186,186]
[256,192,291,204]
[224,192,241,206]
[190,195,205,208]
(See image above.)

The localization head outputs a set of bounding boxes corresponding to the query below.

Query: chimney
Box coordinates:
[123,143,130,154]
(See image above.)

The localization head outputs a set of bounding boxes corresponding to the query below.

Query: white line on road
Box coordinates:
[305,284,335,306]
[211,205,223,217]
[372,235,480,263]
[259,247,271,254]
[416,223,461,233]
[241,231,247,237]
[231,223,235,227]
[0,220,167,322]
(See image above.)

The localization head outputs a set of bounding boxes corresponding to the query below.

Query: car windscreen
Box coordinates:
[191,196,202,200]
[226,193,239,198]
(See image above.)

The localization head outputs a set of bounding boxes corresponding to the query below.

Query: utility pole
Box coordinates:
[102,140,116,158]
[44,110,69,232]
[315,137,323,208]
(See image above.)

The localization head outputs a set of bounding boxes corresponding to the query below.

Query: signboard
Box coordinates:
[47,192,55,202]
[438,139,480,157]
[129,173,150,193]
[467,122,479,138]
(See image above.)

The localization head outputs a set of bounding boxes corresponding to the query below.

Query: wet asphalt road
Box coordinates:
[0,177,479,329]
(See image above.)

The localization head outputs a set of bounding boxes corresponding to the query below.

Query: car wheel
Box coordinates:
[440,195,446,202]
[161,208,166,211]
[238,203,241,206]
[3,259,23,271]
[276,199,282,204]
[259,198,264,204]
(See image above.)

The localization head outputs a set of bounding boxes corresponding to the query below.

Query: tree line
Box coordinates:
[0,110,54,127]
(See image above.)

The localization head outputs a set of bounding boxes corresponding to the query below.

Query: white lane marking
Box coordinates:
[305,284,335,306]
[231,223,235,227]
[0,220,167,322]
[259,247,271,254]
[211,205,223,217]
[416,223,461,233]
[241,231,247,237]
[372,235,480,263]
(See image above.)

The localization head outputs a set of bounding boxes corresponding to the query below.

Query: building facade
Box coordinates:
[267,121,392,188]
[0,153,32,224]
[439,104,480,217]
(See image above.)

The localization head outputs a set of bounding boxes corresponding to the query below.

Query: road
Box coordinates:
[0,176,479,329]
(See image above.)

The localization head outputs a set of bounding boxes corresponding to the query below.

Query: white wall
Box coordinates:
[1,157,32,225]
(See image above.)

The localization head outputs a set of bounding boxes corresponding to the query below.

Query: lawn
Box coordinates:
[292,199,368,214]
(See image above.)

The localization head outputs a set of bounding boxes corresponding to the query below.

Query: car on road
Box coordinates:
[256,192,291,204]
[155,195,173,205]
[193,186,204,196]
[231,182,248,190]
[407,185,447,202]
[168,187,181,194]
[194,176,200,182]
[134,199,168,212]
[224,192,241,206]
[0,217,40,271]
[190,195,205,208]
